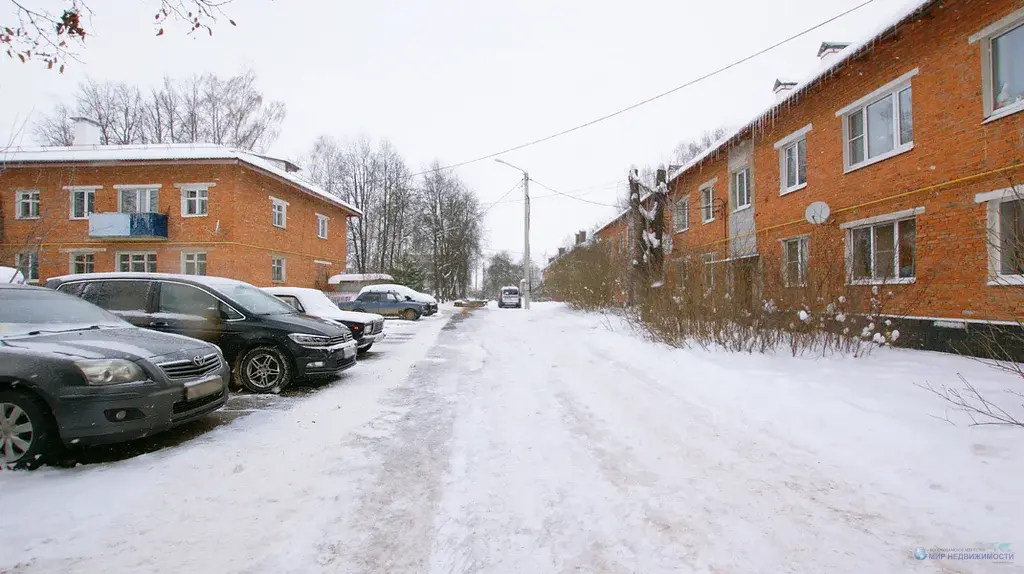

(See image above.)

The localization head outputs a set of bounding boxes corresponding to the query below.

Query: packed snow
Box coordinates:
[1,303,1021,573]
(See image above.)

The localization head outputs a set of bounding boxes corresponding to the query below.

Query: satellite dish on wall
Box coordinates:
[805,201,831,225]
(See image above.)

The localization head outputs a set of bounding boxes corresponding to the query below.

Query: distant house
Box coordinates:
[0,118,361,287]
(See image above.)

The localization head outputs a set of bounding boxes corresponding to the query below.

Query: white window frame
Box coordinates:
[841,207,924,285]
[271,196,288,229]
[16,252,39,283]
[700,182,715,224]
[970,8,1024,123]
[701,252,716,291]
[317,213,329,239]
[66,185,100,220]
[181,251,208,276]
[730,167,751,212]
[115,185,161,213]
[177,183,213,218]
[15,190,40,220]
[836,68,918,173]
[673,197,689,233]
[69,252,95,274]
[117,251,157,273]
[780,235,809,287]
[271,256,286,283]
[774,124,812,195]
[975,185,1024,286]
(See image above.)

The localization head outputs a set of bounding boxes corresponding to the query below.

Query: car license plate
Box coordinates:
[185,376,223,400]
[342,344,355,359]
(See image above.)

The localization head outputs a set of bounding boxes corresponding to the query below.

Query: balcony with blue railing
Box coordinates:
[88,212,169,240]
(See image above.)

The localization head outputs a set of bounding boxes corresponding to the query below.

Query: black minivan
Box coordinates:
[47,273,358,393]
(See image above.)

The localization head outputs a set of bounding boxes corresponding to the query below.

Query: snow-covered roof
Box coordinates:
[667,0,938,184]
[327,273,394,285]
[1,143,362,216]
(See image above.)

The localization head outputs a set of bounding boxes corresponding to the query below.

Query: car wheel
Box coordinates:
[402,309,420,321]
[357,343,373,356]
[237,346,293,393]
[0,390,60,470]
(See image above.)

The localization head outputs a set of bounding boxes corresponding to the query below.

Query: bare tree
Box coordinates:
[2,0,236,72]
[32,71,285,151]
[671,126,732,166]
[32,103,74,146]
[414,164,482,300]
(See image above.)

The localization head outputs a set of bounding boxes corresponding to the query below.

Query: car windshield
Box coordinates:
[0,288,128,335]
[209,281,298,315]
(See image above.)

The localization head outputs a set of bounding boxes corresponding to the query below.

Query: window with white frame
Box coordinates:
[772,124,811,195]
[997,198,1023,276]
[731,167,751,210]
[70,253,94,274]
[701,252,716,291]
[181,187,209,217]
[839,70,916,170]
[847,215,917,283]
[701,185,715,223]
[972,10,1024,120]
[271,257,286,282]
[16,252,39,282]
[271,197,287,228]
[118,252,157,272]
[781,237,808,287]
[317,214,328,239]
[16,190,40,219]
[673,197,689,233]
[68,187,97,219]
[182,252,207,275]
[119,187,159,213]
[976,186,1024,283]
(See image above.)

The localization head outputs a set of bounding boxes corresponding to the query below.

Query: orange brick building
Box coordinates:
[592,0,1023,349]
[1,121,360,287]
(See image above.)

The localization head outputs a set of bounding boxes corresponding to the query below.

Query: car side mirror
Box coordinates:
[405,295,413,301]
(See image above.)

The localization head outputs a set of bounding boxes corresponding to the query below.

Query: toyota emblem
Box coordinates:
[192,355,205,366]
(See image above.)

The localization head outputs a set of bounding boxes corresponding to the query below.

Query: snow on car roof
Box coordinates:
[327,273,394,285]
[1,143,362,216]
[47,271,255,289]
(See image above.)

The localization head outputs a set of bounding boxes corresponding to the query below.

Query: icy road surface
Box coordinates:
[1,303,1021,573]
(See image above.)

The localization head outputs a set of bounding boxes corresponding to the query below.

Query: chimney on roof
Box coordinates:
[575,230,587,246]
[71,117,102,146]
[773,79,798,102]
[817,42,851,66]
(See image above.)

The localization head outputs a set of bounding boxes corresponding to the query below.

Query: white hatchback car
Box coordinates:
[263,287,386,355]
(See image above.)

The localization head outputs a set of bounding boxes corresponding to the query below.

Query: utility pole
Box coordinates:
[495,158,531,310]
[523,170,531,310]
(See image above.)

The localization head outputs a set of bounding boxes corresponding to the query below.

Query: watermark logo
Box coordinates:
[912,543,1014,563]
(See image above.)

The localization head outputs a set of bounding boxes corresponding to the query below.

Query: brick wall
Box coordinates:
[0,161,353,287]
[662,0,1024,322]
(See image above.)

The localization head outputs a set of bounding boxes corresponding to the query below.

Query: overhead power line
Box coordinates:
[312,0,878,199]
[399,0,878,178]
[529,178,621,208]
[478,180,522,216]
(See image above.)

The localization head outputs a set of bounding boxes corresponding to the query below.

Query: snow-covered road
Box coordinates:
[1,303,1021,573]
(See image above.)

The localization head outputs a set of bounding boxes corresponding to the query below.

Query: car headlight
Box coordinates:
[75,359,147,386]
[288,333,332,347]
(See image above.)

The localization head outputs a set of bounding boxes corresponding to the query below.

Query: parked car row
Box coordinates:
[0,271,433,469]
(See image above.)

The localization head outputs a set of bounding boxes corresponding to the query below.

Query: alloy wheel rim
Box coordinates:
[245,353,283,389]
[0,402,34,463]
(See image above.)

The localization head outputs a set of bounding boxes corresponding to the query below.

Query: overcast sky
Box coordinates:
[1,0,918,265]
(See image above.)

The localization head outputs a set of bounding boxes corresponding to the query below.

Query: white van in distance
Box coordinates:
[498,286,521,308]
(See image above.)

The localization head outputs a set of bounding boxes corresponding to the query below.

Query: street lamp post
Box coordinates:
[495,158,531,310]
